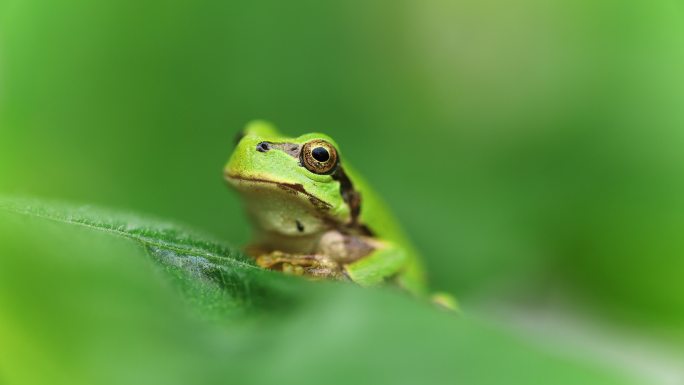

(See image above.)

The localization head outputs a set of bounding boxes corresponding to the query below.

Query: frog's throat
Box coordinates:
[224,172,333,211]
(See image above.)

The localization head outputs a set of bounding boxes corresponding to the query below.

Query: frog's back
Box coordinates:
[342,163,428,295]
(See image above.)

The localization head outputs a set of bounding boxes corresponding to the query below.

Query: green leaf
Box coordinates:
[0,197,636,385]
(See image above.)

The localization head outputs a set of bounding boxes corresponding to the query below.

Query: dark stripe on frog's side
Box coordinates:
[331,166,374,236]
[331,166,360,223]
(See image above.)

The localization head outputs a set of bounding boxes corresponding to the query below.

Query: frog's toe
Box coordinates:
[281,263,305,276]
[430,292,460,313]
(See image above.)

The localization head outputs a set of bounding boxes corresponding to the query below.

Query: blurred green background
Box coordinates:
[1,0,684,382]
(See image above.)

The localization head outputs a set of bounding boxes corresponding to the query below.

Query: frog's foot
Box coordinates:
[304,258,345,280]
[256,252,346,280]
[255,252,312,271]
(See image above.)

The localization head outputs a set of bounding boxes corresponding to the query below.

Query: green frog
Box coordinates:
[224,121,455,308]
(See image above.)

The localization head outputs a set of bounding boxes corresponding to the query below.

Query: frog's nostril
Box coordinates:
[256,142,270,152]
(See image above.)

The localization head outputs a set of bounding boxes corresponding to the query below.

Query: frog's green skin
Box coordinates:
[224,121,428,296]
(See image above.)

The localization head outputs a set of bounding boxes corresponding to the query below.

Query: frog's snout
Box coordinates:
[233,130,246,146]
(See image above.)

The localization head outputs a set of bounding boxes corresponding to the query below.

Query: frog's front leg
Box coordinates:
[255,251,345,280]
[342,241,409,287]
[344,244,458,311]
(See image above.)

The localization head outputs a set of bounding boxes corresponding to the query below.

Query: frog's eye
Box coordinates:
[301,140,338,174]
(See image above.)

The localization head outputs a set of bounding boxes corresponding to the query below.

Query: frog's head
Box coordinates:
[224,121,358,236]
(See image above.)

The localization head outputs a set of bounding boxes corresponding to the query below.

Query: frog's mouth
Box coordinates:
[224,172,332,210]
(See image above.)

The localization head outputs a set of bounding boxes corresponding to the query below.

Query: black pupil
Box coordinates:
[311,147,330,162]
